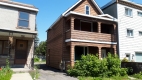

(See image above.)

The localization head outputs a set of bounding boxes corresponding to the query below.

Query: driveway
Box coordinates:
[37,64,78,80]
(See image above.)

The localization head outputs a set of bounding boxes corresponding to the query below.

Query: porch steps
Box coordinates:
[11,65,31,73]
[11,68,31,73]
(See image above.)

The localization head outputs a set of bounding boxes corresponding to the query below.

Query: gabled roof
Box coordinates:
[102,0,142,10]
[62,0,103,16]
[47,0,117,31]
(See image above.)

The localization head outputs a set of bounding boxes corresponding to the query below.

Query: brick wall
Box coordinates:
[47,18,64,69]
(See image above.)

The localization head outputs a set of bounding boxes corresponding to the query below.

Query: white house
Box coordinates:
[102,0,142,62]
[0,0,38,69]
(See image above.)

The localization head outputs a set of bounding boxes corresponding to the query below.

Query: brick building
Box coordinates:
[46,0,118,69]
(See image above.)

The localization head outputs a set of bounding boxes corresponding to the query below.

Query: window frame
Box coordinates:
[85,5,90,15]
[125,8,133,17]
[17,11,30,29]
[127,29,134,37]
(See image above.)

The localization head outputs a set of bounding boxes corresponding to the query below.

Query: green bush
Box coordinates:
[121,57,129,62]
[132,72,142,79]
[67,53,128,77]
[34,57,40,62]
[0,59,13,80]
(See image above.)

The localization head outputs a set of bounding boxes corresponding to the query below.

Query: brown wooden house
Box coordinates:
[46,0,118,69]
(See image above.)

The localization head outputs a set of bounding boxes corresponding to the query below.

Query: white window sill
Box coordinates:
[126,36,134,38]
[125,15,133,18]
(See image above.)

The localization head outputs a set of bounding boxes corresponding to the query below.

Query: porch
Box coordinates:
[0,30,36,69]
[64,42,117,67]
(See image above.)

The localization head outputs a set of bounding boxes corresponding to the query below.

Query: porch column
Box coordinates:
[98,47,102,59]
[70,44,75,67]
[114,47,117,55]
[98,22,101,33]
[113,24,116,35]
[71,17,75,31]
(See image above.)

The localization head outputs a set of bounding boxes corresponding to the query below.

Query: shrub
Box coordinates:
[0,59,13,80]
[67,53,128,78]
[132,72,142,79]
[34,57,40,62]
[121,57,129,62]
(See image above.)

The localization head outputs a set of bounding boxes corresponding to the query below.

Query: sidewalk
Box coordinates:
[11,73,33,80]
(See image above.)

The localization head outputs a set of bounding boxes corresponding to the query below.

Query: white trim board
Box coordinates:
[65,39,117,45]
[65,11,117,22]
[0,2,38,12]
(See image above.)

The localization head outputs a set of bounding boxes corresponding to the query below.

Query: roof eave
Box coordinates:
[46,15,63,32]
[0,2,39,12]
[65,11,118,22]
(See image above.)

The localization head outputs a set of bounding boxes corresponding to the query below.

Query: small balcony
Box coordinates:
[65,19,116,42]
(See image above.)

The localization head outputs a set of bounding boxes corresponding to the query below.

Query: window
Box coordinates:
[138,12,142,17]
[0,41,9,55]
[139,31,142,36]
[126,54,130,61]
[127,29,133,37]
[85,5,90,15]
[18,11,29,27]
[125,8,132,17]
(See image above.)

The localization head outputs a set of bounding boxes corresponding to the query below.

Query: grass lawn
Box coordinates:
[78,76,130,80]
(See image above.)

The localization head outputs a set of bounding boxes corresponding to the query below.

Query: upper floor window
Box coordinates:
[125,8,132,17]
[85,5,90,15]
[139,31,142,36]
[127,29,133,37]
[138,12,142,17]
[18,11,29,27]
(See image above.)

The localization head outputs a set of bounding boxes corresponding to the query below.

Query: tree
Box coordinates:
[35,41,46,56]
[34,25,39,49]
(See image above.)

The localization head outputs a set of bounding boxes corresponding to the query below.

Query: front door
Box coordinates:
[15,40,28,64]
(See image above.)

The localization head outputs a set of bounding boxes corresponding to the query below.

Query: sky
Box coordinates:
[14,0,142,42]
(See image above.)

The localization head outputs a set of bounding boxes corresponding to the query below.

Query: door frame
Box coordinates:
[14,39,28,64]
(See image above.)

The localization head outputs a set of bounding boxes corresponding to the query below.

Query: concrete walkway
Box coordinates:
[11,73,33,80]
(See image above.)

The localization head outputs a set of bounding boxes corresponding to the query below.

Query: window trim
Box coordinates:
[85,5,90,15]
[126,29,134,37]
[17,11,30,30]
[125,7,133,17]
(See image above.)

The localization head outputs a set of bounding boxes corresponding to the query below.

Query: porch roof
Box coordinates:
[0,29,37,38]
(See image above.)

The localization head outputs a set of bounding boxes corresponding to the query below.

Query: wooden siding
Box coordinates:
[72,0,101,16]
[70,30,116,42]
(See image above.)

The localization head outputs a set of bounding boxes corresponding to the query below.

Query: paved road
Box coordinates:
[37,64,78,80]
